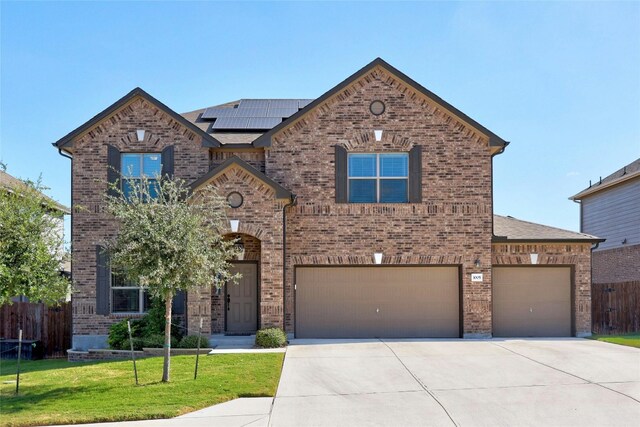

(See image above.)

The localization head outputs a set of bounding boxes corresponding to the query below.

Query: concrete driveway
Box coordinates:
[269,338,640,426]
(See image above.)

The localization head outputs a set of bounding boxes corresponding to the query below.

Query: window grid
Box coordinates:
[121,153,161,199]
[348,153,409,203]
[111,272,149,314]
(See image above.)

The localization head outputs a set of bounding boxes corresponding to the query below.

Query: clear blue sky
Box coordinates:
[1,1,639,240]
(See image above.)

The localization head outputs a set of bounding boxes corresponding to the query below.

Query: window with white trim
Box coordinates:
[121,153,161,199]
[111,273,150,313]
[348,153,409,203]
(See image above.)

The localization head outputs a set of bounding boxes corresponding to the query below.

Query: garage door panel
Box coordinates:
[296,266,459,338]
[493,267,571,337]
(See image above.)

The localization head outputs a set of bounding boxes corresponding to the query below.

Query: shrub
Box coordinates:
[108,319,144,350]
[178,335,210,349]
[143,334,179,349]
[141,297,183,340]
[255,328,287,348]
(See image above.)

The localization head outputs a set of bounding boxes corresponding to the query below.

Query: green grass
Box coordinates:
[589,333,640,349]
[0,353,284,427]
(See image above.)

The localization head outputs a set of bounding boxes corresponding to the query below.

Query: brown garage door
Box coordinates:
[295,266,460,338]
[493,267,572,337]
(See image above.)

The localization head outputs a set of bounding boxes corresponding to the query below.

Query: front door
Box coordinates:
[226,263,258,334]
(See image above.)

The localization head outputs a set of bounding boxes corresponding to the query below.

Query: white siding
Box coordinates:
[582,178,640,250]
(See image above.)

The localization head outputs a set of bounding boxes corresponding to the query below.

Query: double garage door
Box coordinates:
[295,266,460,338]
[295,266,572,338]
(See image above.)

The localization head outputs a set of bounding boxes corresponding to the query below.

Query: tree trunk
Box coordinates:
[161,292,173,382]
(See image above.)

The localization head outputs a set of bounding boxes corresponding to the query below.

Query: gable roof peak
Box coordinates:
[53,87,221,152]
[254,58,509,150]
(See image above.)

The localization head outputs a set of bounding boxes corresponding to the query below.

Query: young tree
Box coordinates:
[104,175,238,382]
[0,166,69,305]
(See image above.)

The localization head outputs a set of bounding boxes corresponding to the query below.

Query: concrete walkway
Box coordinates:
[270,338,640,426]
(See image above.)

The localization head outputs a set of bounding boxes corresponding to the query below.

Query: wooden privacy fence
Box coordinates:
[592,281,640,334]
[0,302,72,358]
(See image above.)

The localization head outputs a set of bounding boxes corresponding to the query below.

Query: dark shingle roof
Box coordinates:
[0,170,70,214]
[493,214,602,242]
[571,158,640,200]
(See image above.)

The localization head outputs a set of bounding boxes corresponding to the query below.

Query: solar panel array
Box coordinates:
[202,99,314,130]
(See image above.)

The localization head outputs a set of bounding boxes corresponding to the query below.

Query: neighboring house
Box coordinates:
[0,170,71,301]
[54,58,602,350]
[571,159,640,331]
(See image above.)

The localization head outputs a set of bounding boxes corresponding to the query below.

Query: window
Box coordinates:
[121,153,162,199]
[348,153,408,203]
[111,273,150,313]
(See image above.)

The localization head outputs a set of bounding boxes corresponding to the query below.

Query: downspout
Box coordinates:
[282,194,297,336]
[57,147,73,345]
[490,142,509,239]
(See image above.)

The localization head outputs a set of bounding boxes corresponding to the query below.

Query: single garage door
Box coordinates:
[295,266,459,338]
[493,267,572,337]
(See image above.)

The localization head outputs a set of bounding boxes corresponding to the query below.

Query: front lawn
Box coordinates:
[589,333,640,349]
[0,353,284,427]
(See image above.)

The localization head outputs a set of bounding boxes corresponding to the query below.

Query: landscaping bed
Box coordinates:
[589,333,640,348]
[0,353,284,427]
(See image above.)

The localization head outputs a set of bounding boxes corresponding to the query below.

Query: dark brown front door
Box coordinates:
[226,263,258,334]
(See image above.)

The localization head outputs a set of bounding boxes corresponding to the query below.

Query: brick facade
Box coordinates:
[267,67,493,336]
[70,97,209,344]
[592,244,640,284]
[492,243,593,336]
[61,62,596,348]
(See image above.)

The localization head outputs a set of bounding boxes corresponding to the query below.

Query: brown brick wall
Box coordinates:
[192,164,285,334]
[210,149,265,173]
[266,66,494,336]
[71,97,210,337]
[492,243,593,336]
[592,244,640,284]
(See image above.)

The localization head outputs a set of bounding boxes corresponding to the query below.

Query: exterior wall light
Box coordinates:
[530,253,538,265]
[230,219,239,233]
[474,259,481,268]
[374,130,383,142]
[374,253,383,264]
[235,242,245,261]
[136,129,145,142]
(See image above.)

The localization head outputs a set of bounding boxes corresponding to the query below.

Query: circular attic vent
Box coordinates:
[369,100,385,116]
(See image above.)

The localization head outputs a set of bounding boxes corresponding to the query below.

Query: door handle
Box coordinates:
[227,294,231,311]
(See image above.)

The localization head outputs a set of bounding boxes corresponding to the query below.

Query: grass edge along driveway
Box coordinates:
[588,333,640,348]
[0,353,284,427]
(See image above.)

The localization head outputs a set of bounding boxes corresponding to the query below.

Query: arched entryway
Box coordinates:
[211,233,261,334]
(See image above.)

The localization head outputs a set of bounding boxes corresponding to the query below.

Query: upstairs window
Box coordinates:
[121,153,161,199]
[348,153,409,203]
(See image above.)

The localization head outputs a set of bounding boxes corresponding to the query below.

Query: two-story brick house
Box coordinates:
[54,58,601,350]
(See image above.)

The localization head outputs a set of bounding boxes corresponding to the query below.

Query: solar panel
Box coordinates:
[246,117,282,129]
[265,107,299,118]
[239,99,270,109]
[212,117,250,129]
[234,108,269,118]
[269,99,299,109]
[202,107,227,119]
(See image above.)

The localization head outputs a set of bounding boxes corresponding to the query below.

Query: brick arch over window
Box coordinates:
[341,132,412,151]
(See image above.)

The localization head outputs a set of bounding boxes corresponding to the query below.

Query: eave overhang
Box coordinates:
[52,87,221,154]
